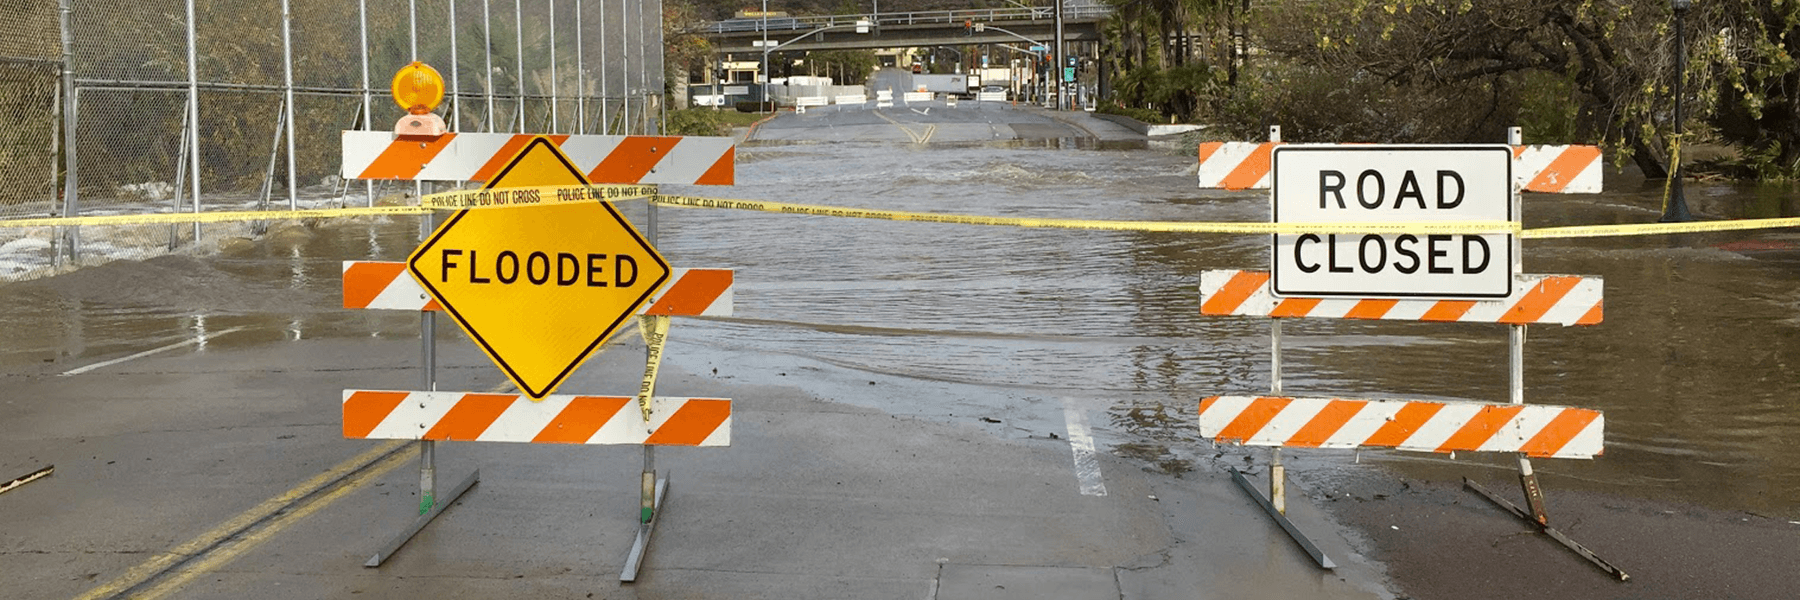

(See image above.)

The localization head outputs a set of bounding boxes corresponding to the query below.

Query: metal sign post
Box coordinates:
[365,188,482,569]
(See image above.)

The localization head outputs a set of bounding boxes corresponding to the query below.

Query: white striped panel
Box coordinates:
[1538,278,1602,325]
[1555,416,1604,459]
[558,135,627,175]
[1196,143,1264,188]
[1320,401,1404,449]
[1253,401,1327,445]
[1478,406,1559,453]
[477,394,570,442]
[649,138,731,184]
[1514,147,1559,184]
[415,134,517,180]
[352,390,459,439]
[1305,298,1361,318]
[1393,403,1482,452]
[1197,396,1258,436]
[341,131,388,178]
[588,400,649,444]
[1380,300,1434,321]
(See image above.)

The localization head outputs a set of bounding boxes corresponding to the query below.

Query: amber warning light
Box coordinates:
[392,61,448,136]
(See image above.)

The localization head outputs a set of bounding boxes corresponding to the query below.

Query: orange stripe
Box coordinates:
[1285,399,1367,448]
[1519,409,1599,457]
[423,298,443,312]
[588,136,678,184]
[357,133,458,180]
[469,135,534,183]
[645,399,731,446]
[1343,299,1397,320]
[343,391,410,439]
[1524,146,1600,193]
[342,262,407,309]
[1199,396,1220,416]
[1201,271,1269,315]
[1197,141,1222,165]
[1270,297,1321,318]
[1363,402,1444,448]
[1419,300,1476,322]
[1218,143,1276,190]
[1435,405,1524,453]
[423,393,516,441]
[1511,146,1527,158]
[532,396,630,443]
[1501,276,1580,324]
[1213,397,1291,443]
[694,146,735,185]
[1575,300,1603,325]
[645,269,732,316]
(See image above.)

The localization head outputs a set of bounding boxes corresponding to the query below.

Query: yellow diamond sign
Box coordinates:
[408,136,669,398]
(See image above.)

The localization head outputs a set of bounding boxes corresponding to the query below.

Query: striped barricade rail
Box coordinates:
[1199,395,1602,459]
[903,92,933,103]
[341,132,735,185]
[341,261,733,316]
[1200,270,1602,326]
[795,96,830,108]
[834,94,868,105]
[1197,142,1602,193]
[976,91,1007,102]
[344,390,731,446]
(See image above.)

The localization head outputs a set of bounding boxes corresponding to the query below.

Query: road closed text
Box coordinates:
[1291,233,1491,275]
[1271,146,1514,298]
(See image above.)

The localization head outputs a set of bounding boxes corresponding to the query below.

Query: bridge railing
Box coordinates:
[695,5,1111,35]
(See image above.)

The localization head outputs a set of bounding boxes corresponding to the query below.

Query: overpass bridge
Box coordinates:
[696,5,1109,55]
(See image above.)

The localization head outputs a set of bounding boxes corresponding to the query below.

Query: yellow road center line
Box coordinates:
[72,439,409,600]
[80,330,641,599]
[128,448,418,600]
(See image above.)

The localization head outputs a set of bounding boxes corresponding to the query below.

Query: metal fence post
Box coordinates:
[185,0,201,242]
[361,0,374,207]
[549,0,558,132]
[576,0,585,133]
[514,0,525,131]
[599,0,609,132]
[58,0,77,264]
[483,0,495,132]
[281,0,297,210]
[450,0,462,132]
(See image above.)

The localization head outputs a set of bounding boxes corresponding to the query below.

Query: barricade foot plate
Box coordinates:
[1228,466,1335,569]
[619,476,669,582]
[364,469,480,568]
[1462,477,1630,581]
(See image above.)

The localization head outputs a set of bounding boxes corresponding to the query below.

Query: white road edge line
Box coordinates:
[59,326,248,377]
[1062,397,1108,497]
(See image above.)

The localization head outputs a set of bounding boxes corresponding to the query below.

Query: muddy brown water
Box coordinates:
[3,139,1797,523]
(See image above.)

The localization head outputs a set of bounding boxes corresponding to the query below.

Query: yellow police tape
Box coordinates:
[0,205,431,228]
[7,184,1800,240]
[421,184,657,208]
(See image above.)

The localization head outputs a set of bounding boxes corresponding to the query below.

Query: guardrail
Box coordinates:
[695,5,1112,34]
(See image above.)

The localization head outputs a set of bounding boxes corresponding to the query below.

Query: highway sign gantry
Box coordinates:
[408,136,670,398]
[1271,145,1515,299]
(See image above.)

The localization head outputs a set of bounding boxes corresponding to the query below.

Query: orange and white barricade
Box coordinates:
[1198,140,1602,193]
[1199,396,1602,459]
[341,132,735,185]
[342,261,733,317]
[344,391,730,447]
[1201,270,1601,327]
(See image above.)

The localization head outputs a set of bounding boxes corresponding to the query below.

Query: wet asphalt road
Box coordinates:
[0,106,1396,599]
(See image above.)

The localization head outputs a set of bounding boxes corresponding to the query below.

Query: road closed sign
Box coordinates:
[1271,145,1515,299]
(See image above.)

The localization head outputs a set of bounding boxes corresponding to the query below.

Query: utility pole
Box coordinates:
[1053,0,1065,110]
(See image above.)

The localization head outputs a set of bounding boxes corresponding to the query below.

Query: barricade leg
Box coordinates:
[365,201,480,568]
[1461,322,1628,580]
[621,310,672,582]
[1224,317,1333,569]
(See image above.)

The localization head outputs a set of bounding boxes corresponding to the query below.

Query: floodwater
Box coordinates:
[4,126,1799,525]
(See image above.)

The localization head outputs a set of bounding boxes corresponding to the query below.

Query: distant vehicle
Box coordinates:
[913,73,969,96]
[911,63,922,74]
[981,85,1008,96]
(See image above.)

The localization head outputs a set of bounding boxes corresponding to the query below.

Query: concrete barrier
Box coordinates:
[1093,113,1205,136]
[902,92,933,103]
[976,91,1006,102]
[834,94,867,105]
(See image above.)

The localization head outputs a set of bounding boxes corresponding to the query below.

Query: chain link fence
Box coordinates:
[0,0,667,280]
